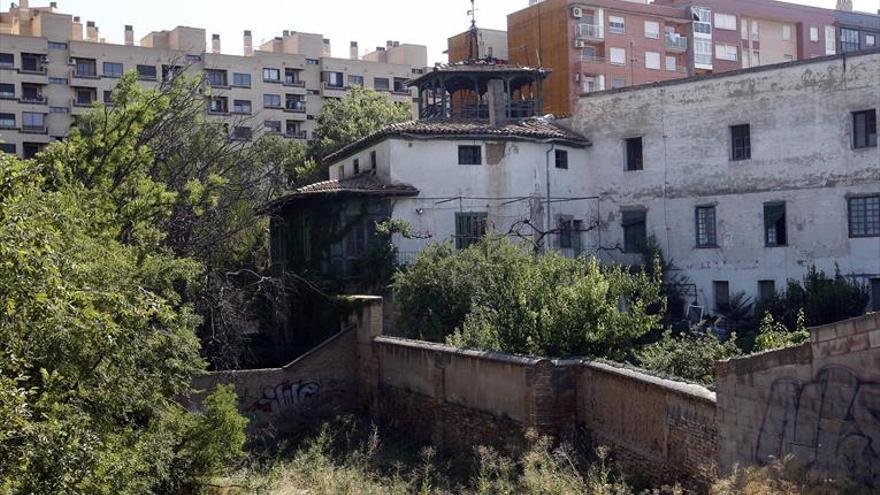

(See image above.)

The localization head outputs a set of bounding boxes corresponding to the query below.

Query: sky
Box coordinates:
[57,0,880,64]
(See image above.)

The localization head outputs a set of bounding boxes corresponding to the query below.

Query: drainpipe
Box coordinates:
[545,143,556,253]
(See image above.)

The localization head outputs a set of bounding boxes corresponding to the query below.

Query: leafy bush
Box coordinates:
[636,330,741,386]
[395,238,666,360]
[758,265,869,330]
[753,310,809,353]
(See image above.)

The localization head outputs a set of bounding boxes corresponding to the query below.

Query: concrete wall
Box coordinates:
[571,50,880,312]
[716,313,880,487]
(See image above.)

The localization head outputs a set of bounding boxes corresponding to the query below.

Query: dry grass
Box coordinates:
[710,456,872,495]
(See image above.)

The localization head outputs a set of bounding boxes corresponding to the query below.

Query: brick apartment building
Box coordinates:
[509,0,880,116]
[0,1,428,158]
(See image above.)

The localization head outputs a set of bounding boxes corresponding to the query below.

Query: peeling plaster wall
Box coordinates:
[570,51,880,310]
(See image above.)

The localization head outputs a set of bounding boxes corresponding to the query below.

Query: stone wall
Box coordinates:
[716,313,880,487]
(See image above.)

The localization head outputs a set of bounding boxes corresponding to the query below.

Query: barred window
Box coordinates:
[849,196,880,238]
[730,124,751,161]
[764,202,787,246]
[455,212,488,249]
[622,210,646,253]
[695,206,717,247]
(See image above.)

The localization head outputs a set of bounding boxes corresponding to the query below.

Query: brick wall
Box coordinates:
[716,313,880,487]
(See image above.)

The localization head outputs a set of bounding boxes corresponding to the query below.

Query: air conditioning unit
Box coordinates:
[572,7,583,18]
[574,40,587,48]
[67,57,76,65]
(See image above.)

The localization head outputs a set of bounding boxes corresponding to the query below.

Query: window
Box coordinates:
[75,88,95,105]
[693,7,712,35]
[852,110,877,149]
[0,113,15,128]
[841,28,860,53]
[22,112,44,131]
[644,21,660,39]
[455,212,488,249]
[758,280,776,303]
[263,94,282,108]
[715,44,738,61]
[233,100,252,114]
[581,46,598,62]
[645,51,660,70]
[338,165,345,179]
[625,137,643,171]
[695,206,717,247]
[611,77,626,89]
[22,142,42,159]
[557,217,574,249]
[103,90,113,104]
[232,72,251,87]
[730,124,751,161]
[782,25,792,41]
[74,58,96,77]
[162,65,182,82]
[232,126,252,141]
[263,68,280,82]
[353,158,360,175]
[714,281,730,312]
[609,47,626,65]
[393,78,408,93]
[714,13,737,31]
[622,210,646,253]
[825,26,836,55]
[810,26,819,42]
[285,94,306,111]
[370,150,377,171]
[0,83,13,98]
[306,58,319,65]
[48,77,67,84]
[666,56,677,72]
[608,16,625,34]
[137,64,157,80]
[48,41,68,50]
[867,35,876,47]
[324,71,344,88]
[49,106,68,114]
[348,75,364,87]
[764,202,787,247]
[555,149,569,169]
[205,69,227,86]
[458,145,481,165]
[694,38,713,66]
[21,84,42,102]
[209,96,228,113]
[0,53,13,67]
[0,143,15,154]
[103,62,123,77]
[262,121,280,134]
[872,279,880,312]
[20,53,42,72]
[373,77,390,91]
[849,196,880,237]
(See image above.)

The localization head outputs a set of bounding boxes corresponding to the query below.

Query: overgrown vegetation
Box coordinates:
[394,238,666,360]
[635,330,741,386]
[215,416,658,495]
[710,455,873,495]
[0,72,249,493]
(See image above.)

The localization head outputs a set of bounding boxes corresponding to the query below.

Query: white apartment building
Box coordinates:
[0,1,427,158]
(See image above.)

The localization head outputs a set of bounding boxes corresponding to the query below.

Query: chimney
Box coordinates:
[124,25,134,45]
[49,1,56,9]
[393,41,400,47]
[71,16,83,40]
[86,21,98,42]
[283,29,290,37]
[836,0,853,11]
[19,0,28,9]
[211,33,220,53]
[243,30,253,56]
[322,38,331,57]
[487,78,508,127]
[386,40,393,47]
[349,41,358,60]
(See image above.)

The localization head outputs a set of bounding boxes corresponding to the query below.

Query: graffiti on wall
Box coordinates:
[247,380,321,414]
[755,366,880,486]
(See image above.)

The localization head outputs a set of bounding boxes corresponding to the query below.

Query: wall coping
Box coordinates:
[373,336,553,366]
[582,360,717,405]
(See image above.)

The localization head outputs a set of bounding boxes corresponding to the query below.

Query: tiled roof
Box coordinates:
[259,174,419,213]
[323,117,591,163]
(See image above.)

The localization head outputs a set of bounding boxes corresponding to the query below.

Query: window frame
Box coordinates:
[555,149,569,169]
[232,72,252,88]
[645,51,661,70]
[763,202,787,247]
[730,124,751,161]
[625,136,644,171]
[852,109,877,149]
[102,61,123,77]
[262,67,281,82]
[644,21,660,39]
[232,99,252,114]
[621,209,647,253]
[458,145,482,165]
[608,15,626,34]
[695,205,718,248]
[136,64,157,80]
[609,47,626,65]
[848,195,880,238]
[263,94,282,108]
[454,212,488,250]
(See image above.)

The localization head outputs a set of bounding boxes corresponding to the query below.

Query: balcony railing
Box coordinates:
[72,69,99,79]
[283,79,306,87]
[284,103,307,113]
[19,66,47,75]
[576,24,604,41]
[665,34,688,52]
[20,95,47,104]
[73,99,95,107]
[285,130,308,139]
[580,54,605,63]
[21,125,48,134]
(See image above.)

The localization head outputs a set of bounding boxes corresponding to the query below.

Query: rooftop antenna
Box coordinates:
[467,0,479,61]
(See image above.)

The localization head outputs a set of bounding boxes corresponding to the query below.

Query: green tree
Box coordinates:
[394,238,666,360]
[636,330,741,386]
[0,75,247,492]
[311,85,412,159]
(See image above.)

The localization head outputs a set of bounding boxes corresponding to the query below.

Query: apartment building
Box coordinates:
[0,1,427,158]
[509,0,879,116]
[447,28,509,62]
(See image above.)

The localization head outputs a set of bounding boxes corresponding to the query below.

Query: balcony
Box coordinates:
[20,95,47,105]
[576,24,605,42]
[665,34,688,53]
[283,103,307,114]
[71,69,99,80]
[321,82,348,98]
[285,130,307,139]
[72,98,95,108]
[21,125,48,134]
[283,78,306,88]
[19,66,48,75]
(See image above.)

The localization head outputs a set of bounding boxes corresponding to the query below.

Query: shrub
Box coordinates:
[711,455,872,495]
[395,237,666,359]
[758,265,869,330]
[636,330,741,386]
[753,310,809,353]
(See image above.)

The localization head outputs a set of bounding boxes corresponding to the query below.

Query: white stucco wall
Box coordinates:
[569,51,880,311]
